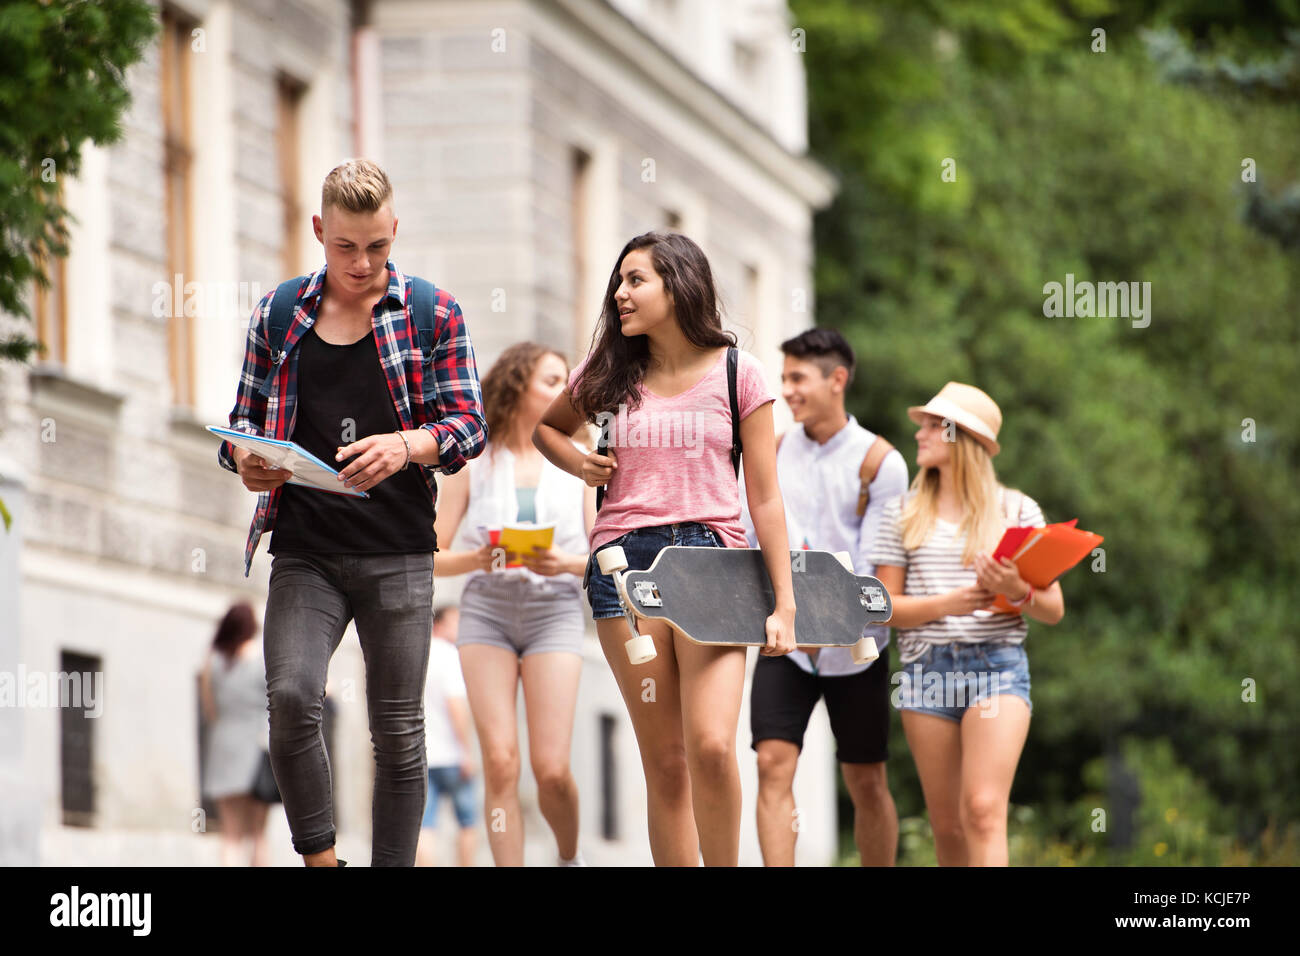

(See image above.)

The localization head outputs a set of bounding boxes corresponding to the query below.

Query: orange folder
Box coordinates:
[989,520,1103,613]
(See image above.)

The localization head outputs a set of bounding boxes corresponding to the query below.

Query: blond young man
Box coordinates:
[216,160,486,866]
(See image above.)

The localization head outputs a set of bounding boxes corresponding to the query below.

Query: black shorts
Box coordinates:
[750,643,892,765]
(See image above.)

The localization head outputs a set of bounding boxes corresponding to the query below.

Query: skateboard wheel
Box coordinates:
[598,546,628,575]
[852,636,879,665]
[625,634,657,665]
[832,550,855,573]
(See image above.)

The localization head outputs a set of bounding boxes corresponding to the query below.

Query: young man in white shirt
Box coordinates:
[740,328,908,866]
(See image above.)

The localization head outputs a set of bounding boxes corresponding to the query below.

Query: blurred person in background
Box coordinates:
[199,602,274,867]
[434,343,596,866]
[417,606,478,867]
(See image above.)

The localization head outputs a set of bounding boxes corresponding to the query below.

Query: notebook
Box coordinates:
[207,425,369,498]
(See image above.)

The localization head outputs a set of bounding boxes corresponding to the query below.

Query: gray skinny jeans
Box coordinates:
[263,551,433,865]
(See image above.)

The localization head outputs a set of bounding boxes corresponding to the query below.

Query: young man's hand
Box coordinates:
[335,433,410,493]
[234,447,292,493]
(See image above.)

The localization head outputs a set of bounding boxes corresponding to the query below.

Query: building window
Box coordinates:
[743,262,761,350]
[60,651,99,827]
[599,713,618,840]
[33,232,68,366]
[571,147,592,358]
[161,5,196,406]
[734,40,765,105]
[276,74,306,277]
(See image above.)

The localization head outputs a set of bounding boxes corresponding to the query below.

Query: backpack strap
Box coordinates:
[257,275,309,398]
[727,346,742,477]
[408,276,439,361]
[1000,486,1024,525]
[855,435,895,518]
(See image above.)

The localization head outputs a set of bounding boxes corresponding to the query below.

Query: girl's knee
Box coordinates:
[482,748,521,788]
[959,790,1006,837]
[687,735,735,778]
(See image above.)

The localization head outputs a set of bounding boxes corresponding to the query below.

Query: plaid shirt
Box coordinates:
[217,260,487,576]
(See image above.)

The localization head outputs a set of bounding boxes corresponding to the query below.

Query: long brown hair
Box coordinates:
[571,231,736,420]
[482,342,568,455]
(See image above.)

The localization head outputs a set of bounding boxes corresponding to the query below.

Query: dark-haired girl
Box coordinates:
[199,602,273,866]
[534,232,796,866]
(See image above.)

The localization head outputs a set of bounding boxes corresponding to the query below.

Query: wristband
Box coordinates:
[1009,583,1035,609]
[395,430,411,470]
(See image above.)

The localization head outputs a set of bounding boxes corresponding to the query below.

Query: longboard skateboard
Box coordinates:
[595,545,893,665]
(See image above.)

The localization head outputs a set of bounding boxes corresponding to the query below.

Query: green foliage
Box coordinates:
[0,0,157,363]
[794,0,1300,862]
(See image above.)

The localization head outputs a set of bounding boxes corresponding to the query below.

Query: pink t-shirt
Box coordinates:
[569,347,775,551]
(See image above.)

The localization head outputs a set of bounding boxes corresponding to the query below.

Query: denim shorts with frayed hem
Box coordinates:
[894,640,1032,722]
[583,522,722,620]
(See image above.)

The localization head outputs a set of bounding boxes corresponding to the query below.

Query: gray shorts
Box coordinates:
[455,574,586,657]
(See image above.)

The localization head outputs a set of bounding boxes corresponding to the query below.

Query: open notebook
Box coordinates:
[207,425,368,498]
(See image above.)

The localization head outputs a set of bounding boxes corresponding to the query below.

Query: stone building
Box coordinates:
[0,0,837,866]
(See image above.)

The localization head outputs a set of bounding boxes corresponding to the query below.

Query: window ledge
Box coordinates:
[28,365,126,413]
[168,405,220,443]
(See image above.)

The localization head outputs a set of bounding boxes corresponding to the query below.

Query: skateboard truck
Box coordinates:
[860,586,887,612]
[631,582,662,607]
[597,546,658,664]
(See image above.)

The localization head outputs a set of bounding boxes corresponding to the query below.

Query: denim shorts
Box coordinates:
[583,522,723,620]
[894,641,1032,722]
[422,765,476,829]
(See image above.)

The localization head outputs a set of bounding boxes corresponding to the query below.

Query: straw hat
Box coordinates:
[908,382,1002,457]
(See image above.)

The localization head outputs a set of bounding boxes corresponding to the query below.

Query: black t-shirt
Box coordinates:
[269,326,436,555]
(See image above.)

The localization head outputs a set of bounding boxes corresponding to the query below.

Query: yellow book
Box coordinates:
[494,524,556,567]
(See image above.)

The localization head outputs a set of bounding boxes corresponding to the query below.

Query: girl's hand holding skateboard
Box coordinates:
[581,447,618,487]
[761,605,797,657]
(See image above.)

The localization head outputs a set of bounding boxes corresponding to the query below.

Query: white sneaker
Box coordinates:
[557,850,588,867]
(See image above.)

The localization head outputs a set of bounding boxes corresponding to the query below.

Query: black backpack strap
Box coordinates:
[727,346,742,477]
[257,275,308,398]
[596,429,609,513]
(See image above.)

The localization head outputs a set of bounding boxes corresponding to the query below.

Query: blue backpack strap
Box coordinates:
[257,275,308,398]
[408,276,439,361]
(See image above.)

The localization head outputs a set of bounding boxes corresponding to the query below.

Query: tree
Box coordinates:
[792,0,1300,860]
[0,0,157,363]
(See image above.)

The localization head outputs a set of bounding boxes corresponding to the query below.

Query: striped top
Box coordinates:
[870,488,1045,664]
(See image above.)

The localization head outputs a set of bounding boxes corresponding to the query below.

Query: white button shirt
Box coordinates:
[740,414,910,676]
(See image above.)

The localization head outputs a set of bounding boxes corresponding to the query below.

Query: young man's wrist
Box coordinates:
[404,427,441,467]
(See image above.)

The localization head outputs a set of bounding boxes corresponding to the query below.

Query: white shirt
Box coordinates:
[424,638,467,767]
[740,414,910,676]
[459,441,589,594]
